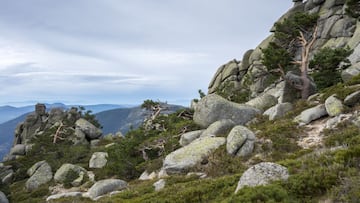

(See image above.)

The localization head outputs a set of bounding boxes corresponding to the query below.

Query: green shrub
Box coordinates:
[215,81,250,103]
[249,116,302,161]
[310,47,353,90]
[345,0,360,19]
[323,122,360,147]
[230,184,293,203]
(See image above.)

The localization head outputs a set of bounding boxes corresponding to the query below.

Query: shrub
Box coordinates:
[345,0,360,19]
[230,184,293,203]
[310,47,353,90]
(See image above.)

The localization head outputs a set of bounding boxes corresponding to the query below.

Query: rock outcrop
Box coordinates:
[226,125,256,157]
[325,95,345,117]
[295,104,328,124]
[207,0,360,102]
[89,152,108,169]
[245,94,278,112]
[194,94,260,128]
[84,179,128,200]
[235,162,289,193]
[200,119,235,138]
[163,136,226,174]
[344,90,360,106]
[263,103,293,120]
[75,118,102,140]
[54,164,87,186]
[179,130,204,147]
[0,191,9,203]
[25,160,52,191]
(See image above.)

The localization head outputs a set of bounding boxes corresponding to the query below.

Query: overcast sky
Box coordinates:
[0,0,293,107]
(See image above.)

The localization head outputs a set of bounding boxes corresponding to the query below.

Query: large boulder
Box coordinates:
[89,152,108,169]
[163,136,226,174]
[9,144,26,156]
[200,119,235,138]
[245,94,278,112]
[84,179,128,200]
[0,191,9,203]
[0,165,13,185]
[263,103,293,120]
[194,94,260,128]
[75,118,102,140]
[235,162,289,193]
[294,104,328,124]
[325,95,345,117]
[344,90,360,106]
[54,164,87,184]
[25,161,53,191]
[282,72,317,103]
[226,125,256,157]
[179,130,204,147]
[46,192,83,202]
[208,59,242,94]
[341,62,360,82]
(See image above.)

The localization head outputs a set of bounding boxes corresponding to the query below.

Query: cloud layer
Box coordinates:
[0,0,293,106]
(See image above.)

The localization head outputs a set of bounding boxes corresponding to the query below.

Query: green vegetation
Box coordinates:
[262,12,319,74]
[215,81,250,103]
[310,47,353,90]
[141,99,160,110]
[345,0,360,19]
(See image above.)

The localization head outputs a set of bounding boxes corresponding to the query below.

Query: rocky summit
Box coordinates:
[1,1,360,202]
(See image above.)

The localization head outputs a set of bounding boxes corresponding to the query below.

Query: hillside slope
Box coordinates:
[1,1,360,202]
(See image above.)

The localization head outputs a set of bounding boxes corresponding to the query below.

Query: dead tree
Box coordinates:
[294,26,318,99]
[53,121,65,143]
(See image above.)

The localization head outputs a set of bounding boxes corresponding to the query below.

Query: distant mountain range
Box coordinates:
[0,103,133,124]
[0,103,183,160]
[96,103,184,135]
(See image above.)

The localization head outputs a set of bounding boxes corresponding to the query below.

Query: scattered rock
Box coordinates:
[179,130,204,146]
[282,72,317,103]
[194,94,260,128]
[163,136,226,174]
[0,165,13,185]
[294,104,328,124]
[187,172,207,179]
[344,90,360,106]
[54,164,87,185]
[0,191,9,203]
[84,179,128,200]
[46,192,83,202]
[1,173,13,185]
[26,161,53,191]
[341,62,360,82]
[200,119,235,137]
[75,118,102,140]
[226,125,256,157]
[235,162,289,193]
[325,95,345,117]
[263,103,293,120]
[153,179,166,191]
[158,168,169,179]
[245,94,278,112]
[139,171,151,180]
[325,114,352,129]
[89,152,108,169]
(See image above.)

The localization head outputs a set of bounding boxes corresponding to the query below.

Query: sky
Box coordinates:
[0,0,293,107]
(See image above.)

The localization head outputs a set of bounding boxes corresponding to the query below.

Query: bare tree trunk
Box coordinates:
[53,121,64,143]
[298,26,318,99]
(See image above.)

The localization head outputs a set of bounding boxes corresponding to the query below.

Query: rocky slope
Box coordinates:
[1,1,360,202]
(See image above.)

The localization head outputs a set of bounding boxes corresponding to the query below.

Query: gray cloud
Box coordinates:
[0,0,293,106]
